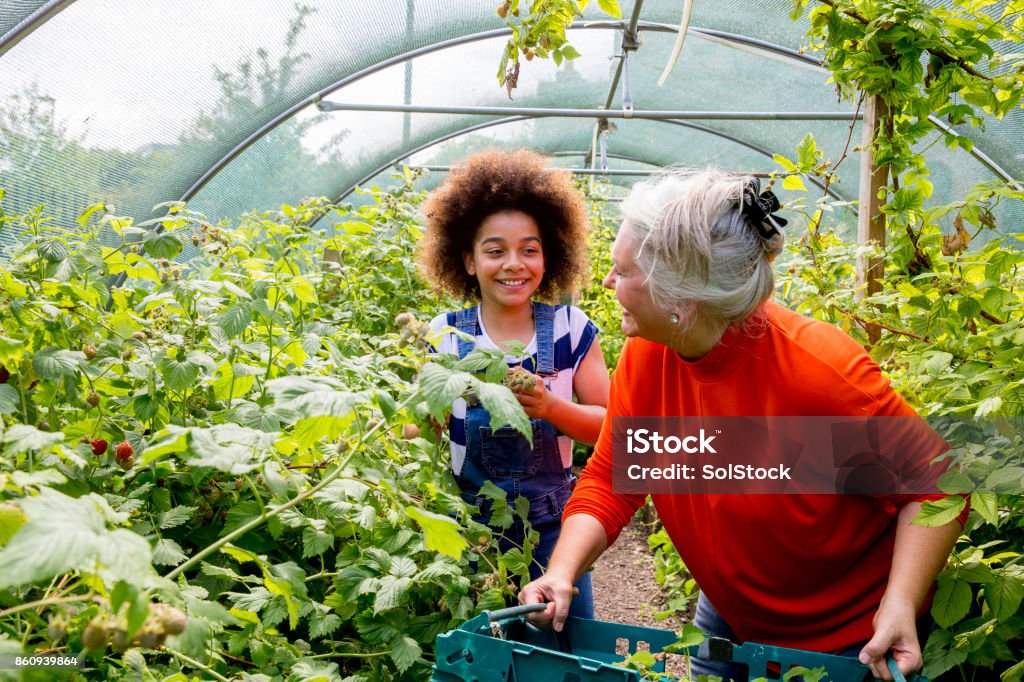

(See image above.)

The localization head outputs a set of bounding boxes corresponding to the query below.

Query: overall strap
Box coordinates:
[454,306,478,360]
[532,302,557,377]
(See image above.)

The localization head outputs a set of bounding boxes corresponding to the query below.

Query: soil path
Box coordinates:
[591,517,667,628]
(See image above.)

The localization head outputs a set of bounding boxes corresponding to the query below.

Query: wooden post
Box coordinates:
[856,94,889,345]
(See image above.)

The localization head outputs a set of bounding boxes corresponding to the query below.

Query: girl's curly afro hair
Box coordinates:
[419,149,590,303]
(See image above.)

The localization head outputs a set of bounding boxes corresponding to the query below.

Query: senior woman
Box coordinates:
[519,169,964,681]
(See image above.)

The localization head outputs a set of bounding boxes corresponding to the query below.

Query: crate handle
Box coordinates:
[485,602,549,622]
[887,658,907,682]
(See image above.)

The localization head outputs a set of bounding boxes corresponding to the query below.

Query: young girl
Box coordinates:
[419,149,609,618]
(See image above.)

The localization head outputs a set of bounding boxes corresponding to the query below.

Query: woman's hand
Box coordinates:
[859,596,922,680]
[518,569,576,632]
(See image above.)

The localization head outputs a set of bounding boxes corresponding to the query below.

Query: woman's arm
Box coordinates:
[859,501,962,681]
[513,340,609,445]
[518,513,609,631]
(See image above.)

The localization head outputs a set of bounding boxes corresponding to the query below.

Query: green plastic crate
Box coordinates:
[431,604,930,682]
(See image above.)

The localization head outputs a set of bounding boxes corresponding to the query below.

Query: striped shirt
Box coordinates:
[428,305,599,476]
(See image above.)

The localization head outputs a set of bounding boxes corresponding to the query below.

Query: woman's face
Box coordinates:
[464,209,545,311]
[603,227,675,344]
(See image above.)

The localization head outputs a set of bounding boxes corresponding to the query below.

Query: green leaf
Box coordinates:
[159,355,200,392]
[922,629,967,679]
[796,133,819,168]
[0,384,19,415]
[302,525,333,558]
[984,571,1023,621]
[419,363,472,421]
[773,154,798,172]
[153,538,188,566]
[374,575,411,613]
[290,275,317,304]
[937,470,974,494]
[923,351,954,374]
[186,424,277,474]
[213,363,256,401]
[0,490,153,589]
[0,335,26,365]
[475,588,506,612]
[985,466,1024,494]
[407,506,469,560]
[472,380,531,442]
[143,230,183,259]
[77,202,106,228]
[560,44,582,60]
[158,506,196,530]
[913,497,966,527]
[782,175,808,192]
[389,635,421,674]
[596,0,622,18]
[37,238,68,262]
[218,305,252,338]
[31,347,83,381]
[309,610,342,639]
[676,623,705,648]
[932,574,972,628]
[499,547,530,580]
[455,349,498,372]
[1,425,63,456]
[0,503,26,546]
[1002,659,1024,682]
[970,492,999,526]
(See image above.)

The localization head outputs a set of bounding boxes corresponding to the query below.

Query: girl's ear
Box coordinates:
[463,251,476,276]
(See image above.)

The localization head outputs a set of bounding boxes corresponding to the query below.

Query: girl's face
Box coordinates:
[603,226,674,343]
[464,210,545,311]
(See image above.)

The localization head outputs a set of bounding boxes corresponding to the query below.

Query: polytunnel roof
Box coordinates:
[1,0,1022,244]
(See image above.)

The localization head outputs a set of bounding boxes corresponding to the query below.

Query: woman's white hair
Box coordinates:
[620,167,782,338]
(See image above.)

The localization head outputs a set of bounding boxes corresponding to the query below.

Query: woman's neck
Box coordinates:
[478,301,535,347]
[669,317,729,361]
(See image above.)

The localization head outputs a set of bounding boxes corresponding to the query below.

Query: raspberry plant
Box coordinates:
[0,180,548,680]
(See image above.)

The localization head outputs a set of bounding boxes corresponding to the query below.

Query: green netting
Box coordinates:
[0,0,49,40]
[1,0,1020,254]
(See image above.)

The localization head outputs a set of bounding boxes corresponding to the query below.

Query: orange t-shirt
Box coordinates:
[564,301,964,652]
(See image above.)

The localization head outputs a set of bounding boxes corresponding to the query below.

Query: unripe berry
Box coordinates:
[81,618,108,651]
[83,344,98,360]
[86,391,100,408]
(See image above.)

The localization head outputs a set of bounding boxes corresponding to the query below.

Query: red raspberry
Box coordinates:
[91,439,108,456]
[0,365,9,384]
[115,441,133,461]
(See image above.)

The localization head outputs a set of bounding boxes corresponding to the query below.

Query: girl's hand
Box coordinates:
[509,372,556,420]
[860,596,922,681]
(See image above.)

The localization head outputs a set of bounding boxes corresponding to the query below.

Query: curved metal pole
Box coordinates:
[0,0,78,59]
[182,18,1016,204]
[181,19,839,205]
[180,22,618,202]
[326,115,847,207]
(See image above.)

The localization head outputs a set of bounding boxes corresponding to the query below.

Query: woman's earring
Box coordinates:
[669,313,680,325]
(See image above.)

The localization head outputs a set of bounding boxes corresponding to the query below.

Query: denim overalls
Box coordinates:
[454,303,594,618]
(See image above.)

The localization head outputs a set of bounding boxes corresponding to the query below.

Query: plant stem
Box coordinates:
[0,594,92,620]
[306,650,390,659]
[164,393,416,580]
[168,649,232,682]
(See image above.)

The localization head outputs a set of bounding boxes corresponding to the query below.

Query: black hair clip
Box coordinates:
[741,179,788,239]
